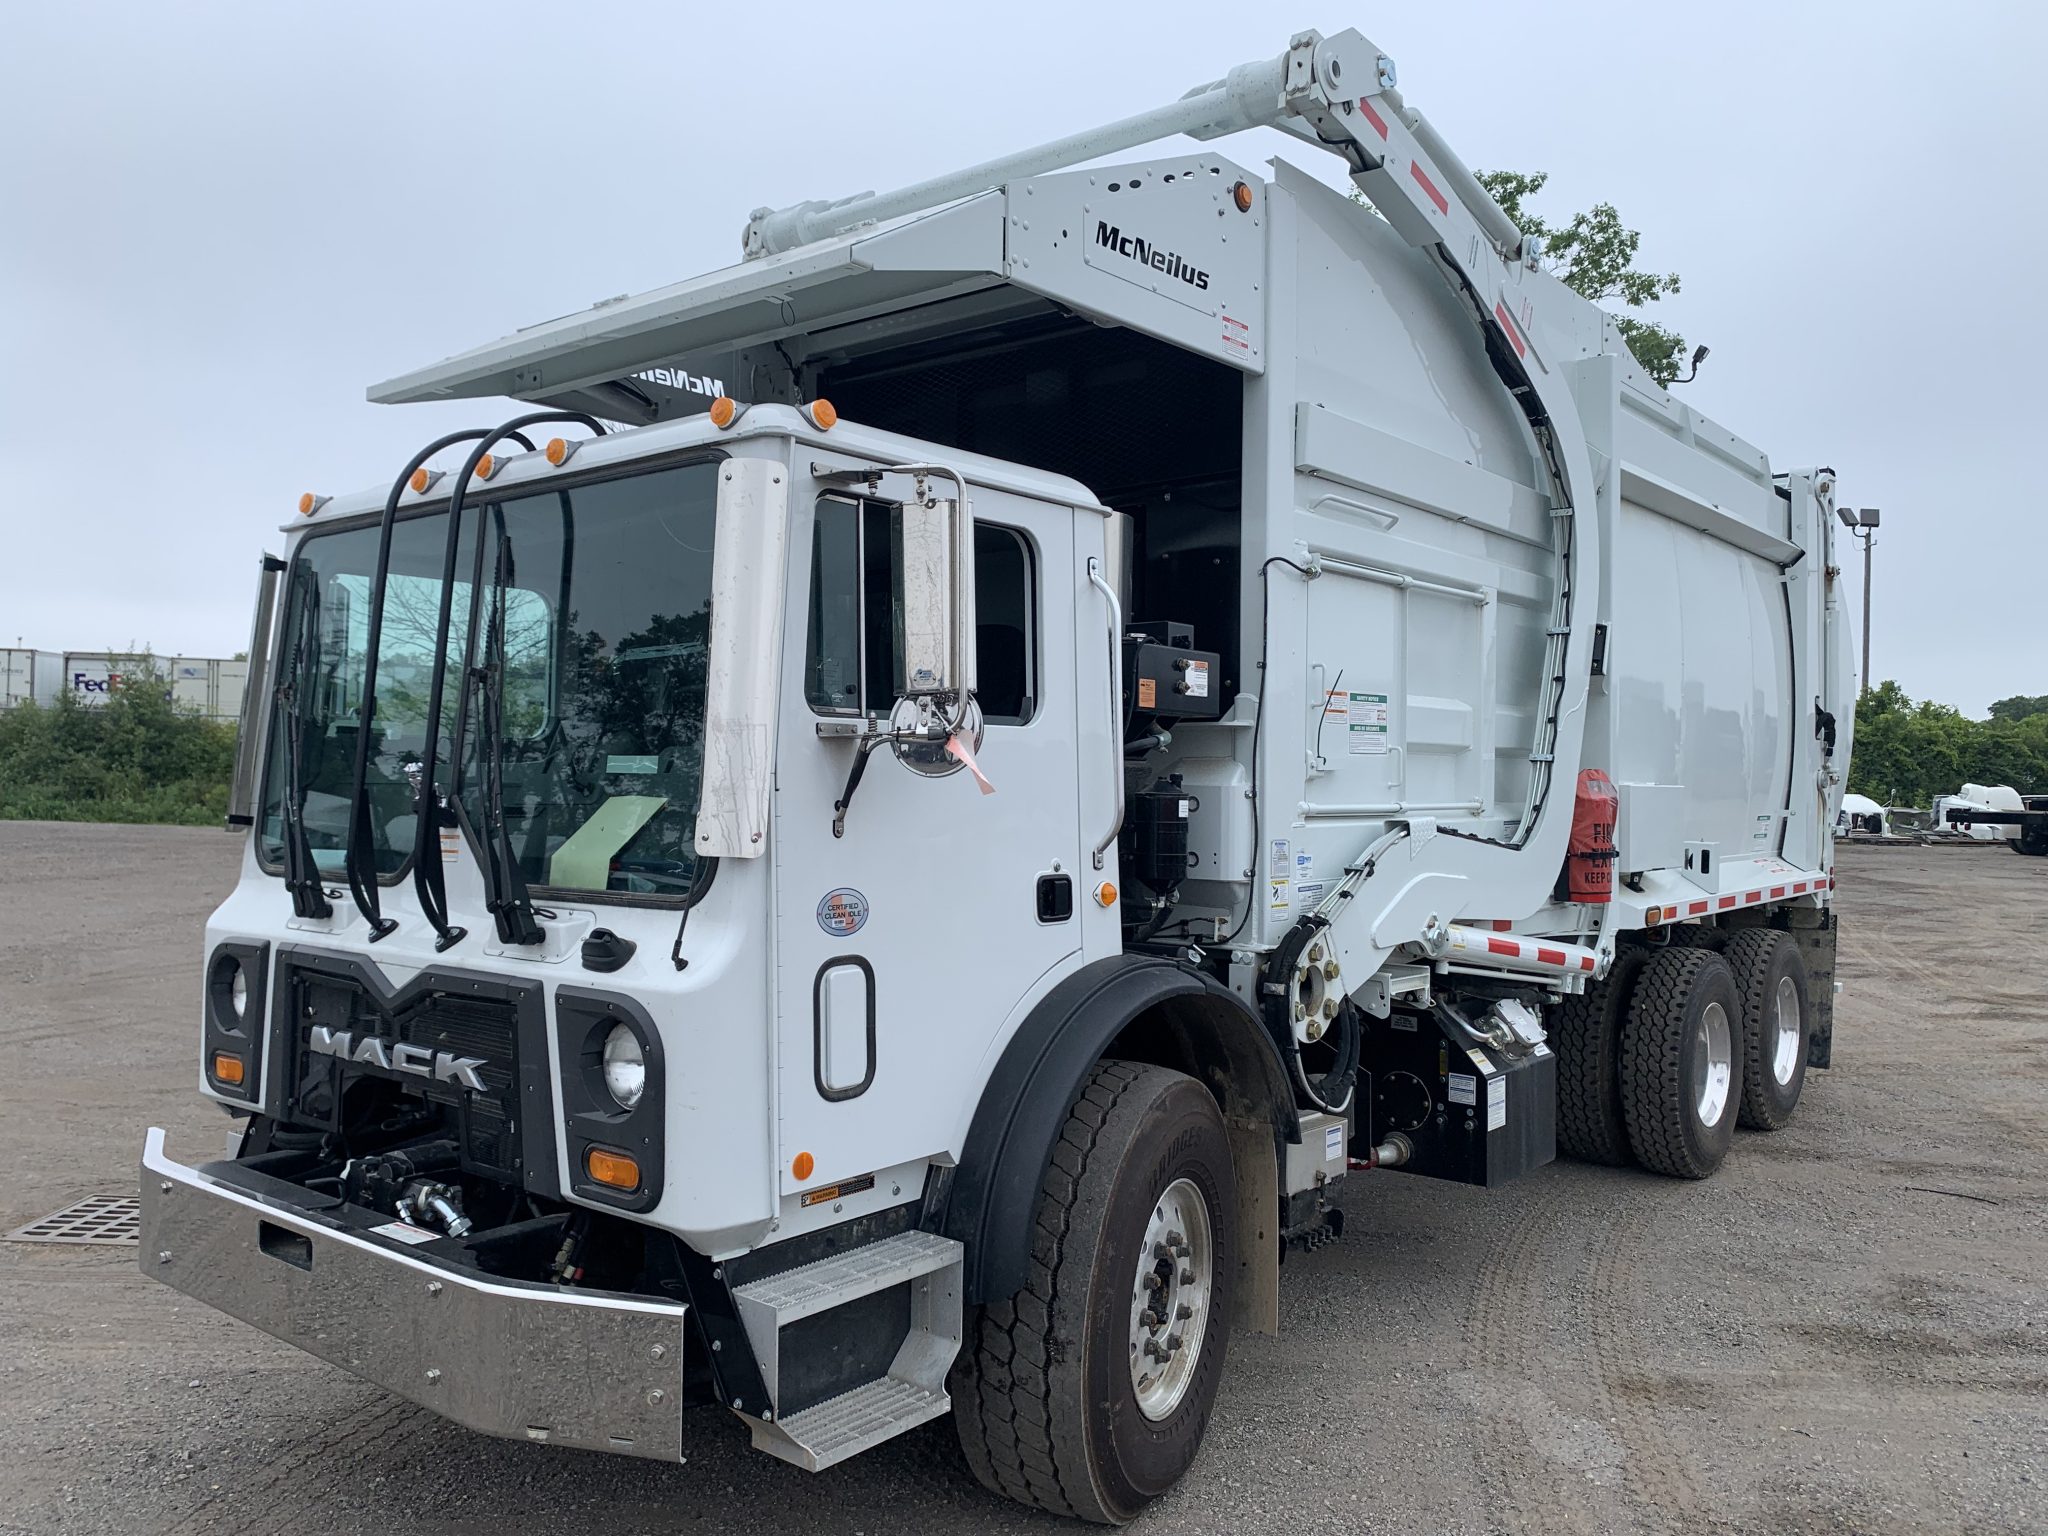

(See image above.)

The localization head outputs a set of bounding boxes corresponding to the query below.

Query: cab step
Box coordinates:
[732,1229,962,1471]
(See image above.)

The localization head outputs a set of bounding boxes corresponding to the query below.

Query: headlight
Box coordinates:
[602,1023,645,1110]
[229,964,248,1019]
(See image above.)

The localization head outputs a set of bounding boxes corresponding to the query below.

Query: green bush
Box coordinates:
[0,654,238,826]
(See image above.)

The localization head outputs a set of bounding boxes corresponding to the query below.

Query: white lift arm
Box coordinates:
[743,30,1526,272]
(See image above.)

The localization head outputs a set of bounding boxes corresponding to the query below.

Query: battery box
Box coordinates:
[1363,1013,1555,1187]
[1122,620,1222,725]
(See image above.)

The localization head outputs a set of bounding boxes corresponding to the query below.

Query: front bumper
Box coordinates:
[139,1127,689,1460]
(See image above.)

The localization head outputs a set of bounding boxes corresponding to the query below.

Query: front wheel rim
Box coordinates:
[1771,975,1802,1086]
[1695,1000,1733,1127]
[1127,1176,1214,1421]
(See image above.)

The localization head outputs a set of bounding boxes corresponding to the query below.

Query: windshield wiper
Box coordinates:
[409,425,537,950]
[343,427,498,941]
[428,411,602,950]
[463,505,544,945]
[278,567,332,920]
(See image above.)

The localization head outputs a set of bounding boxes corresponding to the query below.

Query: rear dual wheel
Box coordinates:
[1622,946,1743,1179]
[1723,930,1811,1130]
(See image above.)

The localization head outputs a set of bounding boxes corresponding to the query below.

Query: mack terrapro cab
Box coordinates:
[144,26,1855,1522]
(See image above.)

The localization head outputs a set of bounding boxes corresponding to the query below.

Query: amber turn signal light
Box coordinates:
[1232,179,1255,213]
[544,436,578,466]
[585,1146,641,1193]
[211,1051,246,1087]
[791,1151,815,1180]
[802,398,838,431]
[707,396,739,429]
[296,493,328,517]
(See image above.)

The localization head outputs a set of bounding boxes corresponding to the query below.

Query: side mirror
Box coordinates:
[898,496,974,699]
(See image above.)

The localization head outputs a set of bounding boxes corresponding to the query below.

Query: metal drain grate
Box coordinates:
[7,1194,140,1246]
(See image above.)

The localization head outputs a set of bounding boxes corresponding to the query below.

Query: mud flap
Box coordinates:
[1781,907,1837,1069]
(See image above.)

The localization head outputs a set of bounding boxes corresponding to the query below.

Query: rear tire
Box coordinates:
[1667,923,1730,950]
[1621,947,1743,1179]
[1723,930,1810,1130]
[952,1061,1235,1524]
[1549,947,1648,1165]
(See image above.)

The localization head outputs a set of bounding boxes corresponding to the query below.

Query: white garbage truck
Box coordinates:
[142,26,1856,1522]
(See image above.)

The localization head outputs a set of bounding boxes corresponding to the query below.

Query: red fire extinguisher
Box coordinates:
[1567,769,1619,903]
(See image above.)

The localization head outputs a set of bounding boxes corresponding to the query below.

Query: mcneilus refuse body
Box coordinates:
[144,23,1855,1524]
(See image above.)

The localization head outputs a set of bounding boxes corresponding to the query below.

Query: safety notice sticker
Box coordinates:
[1486,1076,1508,1132]
[1447,1072,1477,1107]
[1347,692,1390,754]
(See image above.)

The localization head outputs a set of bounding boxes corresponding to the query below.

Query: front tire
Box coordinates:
[952,1060,1236,1524]
[1621,947,1743,1179]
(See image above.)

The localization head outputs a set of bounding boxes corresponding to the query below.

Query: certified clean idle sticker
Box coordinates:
[816,888,870,937]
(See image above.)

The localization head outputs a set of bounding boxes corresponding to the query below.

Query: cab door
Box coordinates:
[771,474,1082,1197]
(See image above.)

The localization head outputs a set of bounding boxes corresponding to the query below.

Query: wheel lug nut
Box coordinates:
[1140,1309,1160,1328]
[1177,1303,1193,1320]
[1181,1268,1195,1285]
[1166,1332,1184,1351]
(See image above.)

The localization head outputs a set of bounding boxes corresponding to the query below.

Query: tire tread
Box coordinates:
[1723,928,1807,1130]
[1621,946,1736,1179]
[953,1060,1147,1522]
[1550,948,1646,1165]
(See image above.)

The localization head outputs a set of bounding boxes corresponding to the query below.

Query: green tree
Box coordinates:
[1474,170,1688,386]
[1847,680,2048,806]
[1988,694,2048,723]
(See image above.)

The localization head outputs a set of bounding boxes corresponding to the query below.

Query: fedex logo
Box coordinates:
[74,672,123,693]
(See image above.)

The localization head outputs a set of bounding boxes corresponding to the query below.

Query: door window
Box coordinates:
[803,496,1037,724]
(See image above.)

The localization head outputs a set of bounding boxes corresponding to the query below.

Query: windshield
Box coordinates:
[258,457,722,902]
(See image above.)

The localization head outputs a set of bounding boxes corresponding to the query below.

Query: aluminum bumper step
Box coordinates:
[733,1229,963,1471]
[137,1128,689,1460]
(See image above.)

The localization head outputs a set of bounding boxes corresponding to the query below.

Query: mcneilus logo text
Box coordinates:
[1094,222,1210,290]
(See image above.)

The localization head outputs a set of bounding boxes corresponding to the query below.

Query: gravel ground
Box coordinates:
[1,822,2042,1535]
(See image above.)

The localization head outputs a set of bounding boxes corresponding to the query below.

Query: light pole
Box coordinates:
[1835,506,1881,693]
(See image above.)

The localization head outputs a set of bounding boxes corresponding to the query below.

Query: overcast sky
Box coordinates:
[3,2,2043,714]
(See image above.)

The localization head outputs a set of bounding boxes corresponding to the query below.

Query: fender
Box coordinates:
[942,953,1298,1305]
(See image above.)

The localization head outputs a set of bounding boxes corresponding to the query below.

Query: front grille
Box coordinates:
[276,950,548,1189]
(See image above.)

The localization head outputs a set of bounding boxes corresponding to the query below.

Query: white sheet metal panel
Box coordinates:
[1606,497,1791,863]
[1003,154,1267,372]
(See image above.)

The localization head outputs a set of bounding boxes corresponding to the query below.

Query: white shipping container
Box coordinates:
[0,648,65,709]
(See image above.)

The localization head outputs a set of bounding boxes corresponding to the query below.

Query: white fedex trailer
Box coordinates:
[142,26,1855,1522]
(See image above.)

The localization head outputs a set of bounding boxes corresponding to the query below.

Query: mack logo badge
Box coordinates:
[307,1027,488,1091]
[1094,221,1210,291]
